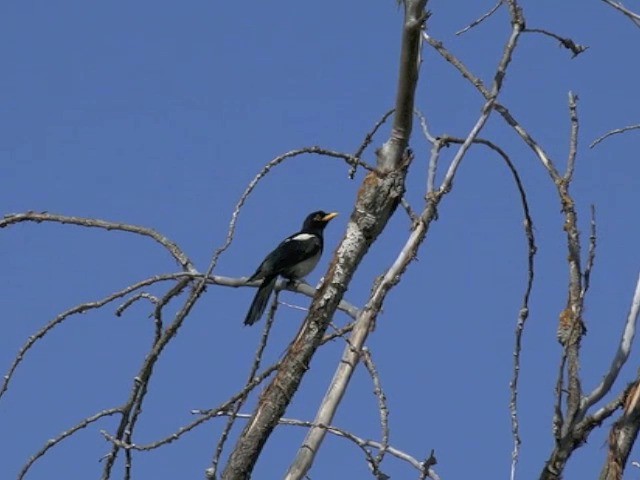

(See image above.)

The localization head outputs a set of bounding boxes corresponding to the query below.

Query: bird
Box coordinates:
[243,210,338,326]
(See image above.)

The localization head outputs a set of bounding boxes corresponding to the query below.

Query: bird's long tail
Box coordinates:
[244,275,277,326]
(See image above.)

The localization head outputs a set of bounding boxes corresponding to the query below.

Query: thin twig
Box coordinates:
[100,277,193,479]
[103,364,280,452]
[400,197,419,223]
[203,412,438,479]
[581,205,597,300]
[590,124,640,148]
[1,273,183,401]
[524,28,589,57]
[116,279,193,480]
[18,408,122,480]
[565,92,579,182]
[351,109,395,178]
[414,108,442,198]
[362,348,390,471]
[553,353,567,441]
[440,99,497,188]
[207,292,279,478]
[0,212,196,273]
[456,0,504,35]
[115,293,159,317]
[414,109,436,144]
[426,138,443,196]
[322,322,356,343]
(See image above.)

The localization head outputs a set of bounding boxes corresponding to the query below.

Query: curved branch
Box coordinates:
[580,274,640,414]
[435,135,536,480]
[18,407,122,480]
[590,124,640,148]
[0,273,183,401]
[523,28,588,57]
[0,212,196,273]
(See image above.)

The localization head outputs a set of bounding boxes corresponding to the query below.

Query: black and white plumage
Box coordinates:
[243,210,338,326]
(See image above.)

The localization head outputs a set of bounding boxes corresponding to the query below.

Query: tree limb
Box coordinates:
[221,2,428,478]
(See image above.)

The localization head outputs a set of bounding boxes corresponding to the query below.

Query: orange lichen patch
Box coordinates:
[557,308,573,345]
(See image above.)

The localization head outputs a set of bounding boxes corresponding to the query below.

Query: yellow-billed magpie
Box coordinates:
[244,210,338,326]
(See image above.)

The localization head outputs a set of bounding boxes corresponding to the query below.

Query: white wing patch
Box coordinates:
[287,233,315,242]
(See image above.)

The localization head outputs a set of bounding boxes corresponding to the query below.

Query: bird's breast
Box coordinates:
[283,252,321,279]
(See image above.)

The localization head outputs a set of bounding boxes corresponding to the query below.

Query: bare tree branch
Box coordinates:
[351,109,396,178]
[221,2,428,478]
[361,348,390,471]
[103,364,280,454]
[5,2,639,479]
[524,28,588,57]
[540,93,588,480]
[431,134,535,480]
[18,408,122,480]
[414,108,437,144]
[580,274,640,414]
[207,293,280,478]
[100,277,193,479]
[590,124,640,148]
[0,273,182,400]
[565,92,580,182]
[581,205,597,301]
[209,412,439,479]
[456,0,504,35]
[0,212,196,273]
[422,5,621,476]
[115,292,159,317]
[422,31,564,182]
[601,0,640,28]
[286,4,529,475]
[579,390,624,432]
[287,96,499,480]
[600,377,640,479]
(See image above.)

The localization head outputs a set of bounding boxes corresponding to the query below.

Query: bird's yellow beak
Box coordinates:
[322,212,338,222]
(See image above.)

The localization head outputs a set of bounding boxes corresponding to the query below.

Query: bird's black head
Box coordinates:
[301,210,338,232]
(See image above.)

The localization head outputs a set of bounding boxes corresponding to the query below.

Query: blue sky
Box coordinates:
[1,1,640,479]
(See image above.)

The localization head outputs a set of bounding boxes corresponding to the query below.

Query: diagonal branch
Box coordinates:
[600,376,640,479]
[580,274,640,414]
[422,31,564,182]
[18,408,122,480]
[221,2,428,479]
[286,96,498,480]
[601,0,640,28]
[456,0,503,35]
